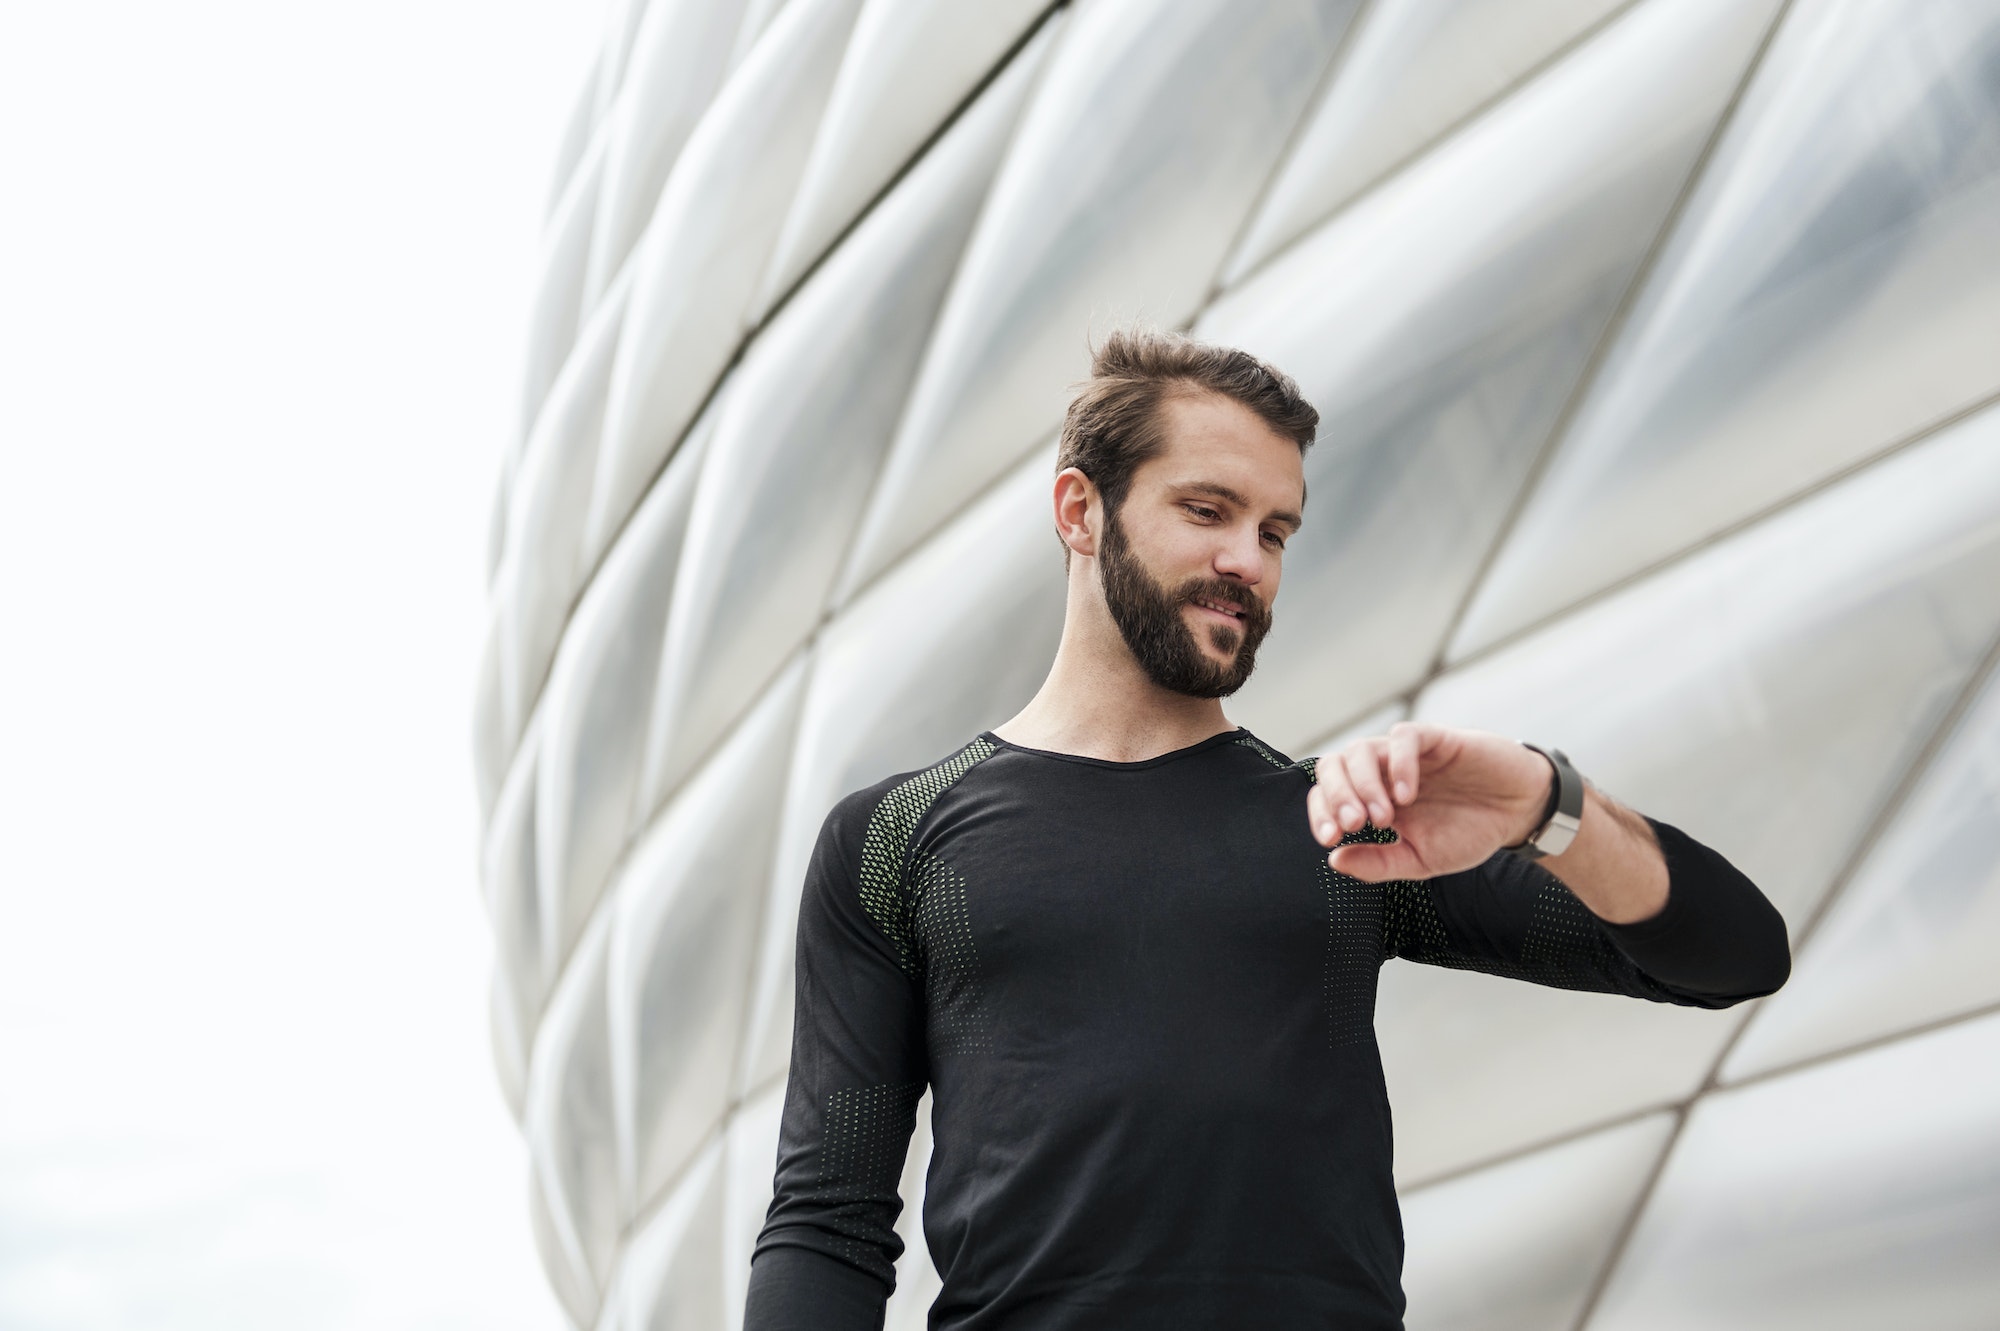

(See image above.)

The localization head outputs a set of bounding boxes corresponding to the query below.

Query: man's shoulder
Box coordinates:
[822,734,1003,838]
[1230,729,1317,780]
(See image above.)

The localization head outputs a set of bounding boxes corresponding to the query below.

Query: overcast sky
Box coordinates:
[0,3,603,1326]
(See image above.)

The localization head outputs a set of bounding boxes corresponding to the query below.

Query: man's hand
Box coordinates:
[1307,722,1549,880]
[1308,721,1670,923]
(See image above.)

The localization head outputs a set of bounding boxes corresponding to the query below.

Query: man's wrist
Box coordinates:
[1504,743,1584,859]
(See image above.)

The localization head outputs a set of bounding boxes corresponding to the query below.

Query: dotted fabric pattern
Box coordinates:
[856,737,999,976]
[911,850,990,1055]
[807,1081,926,1276]
[1272,747,1391,1046]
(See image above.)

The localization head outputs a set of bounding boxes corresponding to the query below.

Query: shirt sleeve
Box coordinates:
[1379,816,1791,1008]
[745,786,927,1331]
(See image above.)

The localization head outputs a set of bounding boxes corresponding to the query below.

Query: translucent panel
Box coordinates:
[1202,0,1778,754]
[486,722,547,1071]
[719,1086,786,1331]
[530,1167,599,1328]
[583,0,865,570]
[580,0,752,307]
[603,1142,726,1331]
[729,0,797,69]
[518,131,610,457]
[544,52,603,224]
[609,662,805,1218]
[755,0,1057,313]
[1421,403,2000,928]
[1724,658,2000,1081]
[1590,1011,2000,1331]
[737,445,1066,1092]
[1386,405,2000,1180]
[536,405,716,976]
[638,30,1052,813]
[490,970,529,1124]
[1400,1113,1674,1331]
[1379,960,1737,1186]
[834,0,1363,601]
[1223,0,1630,285]
[472,605,508,822]
[527,908,619,1304]
[593,0,657,120]
[882,1091,940,1331]
[497,271,635,751]
[1454,0,2000,658]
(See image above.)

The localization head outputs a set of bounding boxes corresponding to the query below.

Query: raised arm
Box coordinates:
[746,788,928,1331]
[1308,723,1790,1004]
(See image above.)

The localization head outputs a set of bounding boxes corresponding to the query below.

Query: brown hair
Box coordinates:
[1056,327,1318,527]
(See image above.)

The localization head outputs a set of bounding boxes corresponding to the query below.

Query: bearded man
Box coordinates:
[743,329,1790,1330]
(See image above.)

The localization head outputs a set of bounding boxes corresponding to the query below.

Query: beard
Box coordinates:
[1097,509,1273,699]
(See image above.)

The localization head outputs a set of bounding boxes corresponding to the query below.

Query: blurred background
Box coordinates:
[8,1,2000,1329]
[0,2,594,1327]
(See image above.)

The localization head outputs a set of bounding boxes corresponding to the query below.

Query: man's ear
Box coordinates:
[1053,467,1099,559]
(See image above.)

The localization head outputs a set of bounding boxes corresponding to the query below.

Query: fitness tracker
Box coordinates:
[1503,743,1584,860]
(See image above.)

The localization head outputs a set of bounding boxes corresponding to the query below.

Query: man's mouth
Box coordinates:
[1189,595,1248,622]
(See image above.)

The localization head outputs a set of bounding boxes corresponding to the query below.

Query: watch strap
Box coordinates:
[1505,743,1584,859]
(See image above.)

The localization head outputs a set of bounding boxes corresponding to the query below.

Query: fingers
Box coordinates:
[1341,741,1396,828]
[1309,762,1361,844]
[1328,841,1419,883]
[1386,721,1425,806]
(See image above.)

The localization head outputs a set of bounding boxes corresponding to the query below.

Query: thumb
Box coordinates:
[1328,842,1422,883]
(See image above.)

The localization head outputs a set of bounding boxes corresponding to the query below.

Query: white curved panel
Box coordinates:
[537,404,717,978]
[545,52,603,225]
[1591,1012,2000,1331]
[1400,1113,1674,1331]
[473,605,508,822]
[610,662,804,1219]
[1223,0,1631,285]
[498,271,635,752]
[729,0,797,69]
[486,721,547,1082]
[531,1167,599,1328]
[1421,402,2000,929]
[737,445,1066,1094]
[1723,650,2000,1082]
[1381,400,2000,1181]
[583,0,865,570]
[580,0,752,307]
[882,1091,941,1331]
[755,0,1056,314]
[593,0,657,120]
[638,27,1054,814]
[719,1085,786,1331]
[1203,0,1778,753]
[603,1142,727,1331]
[490,970,529,1125]
[833,0,1363,602]
[527,908,620,1311]
[1453,0,2000,658]
[518,132,611,460]
[1301,701,1408,761]
[1379,960,1738,1187]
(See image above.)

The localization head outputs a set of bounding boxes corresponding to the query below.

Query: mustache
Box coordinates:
[1177,578,1267,623]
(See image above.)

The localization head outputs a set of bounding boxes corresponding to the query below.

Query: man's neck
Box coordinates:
[992,598,1236,764]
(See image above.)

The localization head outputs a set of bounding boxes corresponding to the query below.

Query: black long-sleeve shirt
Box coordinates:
[746,728,1790,1330]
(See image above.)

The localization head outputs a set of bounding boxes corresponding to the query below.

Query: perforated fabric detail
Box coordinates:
[1235,732,1293,769]
[807,1081,926,1274]
[1521,879,1672,996]
[912,849,989,1055]
[1292,753,1392,1045]
[857,737,999,975]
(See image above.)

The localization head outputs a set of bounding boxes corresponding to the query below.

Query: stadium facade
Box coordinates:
[476,1,2000,1325]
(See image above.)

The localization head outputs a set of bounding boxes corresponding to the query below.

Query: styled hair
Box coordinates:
[1056,327,1318,524]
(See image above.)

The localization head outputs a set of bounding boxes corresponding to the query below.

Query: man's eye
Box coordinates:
[1184,504,1220,521]
[1262,531,1287,549]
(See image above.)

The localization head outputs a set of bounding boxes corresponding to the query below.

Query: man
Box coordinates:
[744,330,1790,1329]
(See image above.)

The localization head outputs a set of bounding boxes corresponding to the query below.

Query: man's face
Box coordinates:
[1096,392,1305,698]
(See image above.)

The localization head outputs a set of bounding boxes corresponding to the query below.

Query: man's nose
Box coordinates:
[1213,526,1264,583]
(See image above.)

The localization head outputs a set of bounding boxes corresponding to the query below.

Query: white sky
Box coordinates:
[0,2,604,1326]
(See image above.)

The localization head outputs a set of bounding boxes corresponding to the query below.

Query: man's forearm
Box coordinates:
[1535,785,1669,924]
